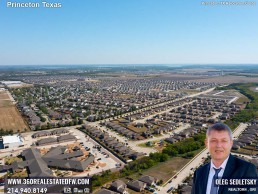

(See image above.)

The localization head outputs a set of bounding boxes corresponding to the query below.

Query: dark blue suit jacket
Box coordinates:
[191,154,258,194]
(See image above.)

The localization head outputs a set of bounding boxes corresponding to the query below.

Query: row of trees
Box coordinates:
[162,133,205,157]
[0,128,14,136]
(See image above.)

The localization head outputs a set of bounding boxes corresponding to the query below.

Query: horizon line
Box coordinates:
[0,63,258,66]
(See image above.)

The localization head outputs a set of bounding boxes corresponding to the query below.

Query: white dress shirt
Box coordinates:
[206,156,229,194]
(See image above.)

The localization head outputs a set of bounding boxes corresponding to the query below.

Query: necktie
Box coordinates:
[210,167,222,194]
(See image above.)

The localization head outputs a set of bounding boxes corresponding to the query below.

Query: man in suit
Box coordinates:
[191,123,257,194]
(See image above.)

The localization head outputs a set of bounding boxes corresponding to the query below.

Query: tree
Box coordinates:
[47,122,52,129]
[160,153,169,162]
[78,119,83,124]
[130,106,137,111]
[162,147,178,157]
[157,179,163,185]
[74,119,78,125]
[69,121,74,126]
[184,152,194,158]
[40,117,46,122]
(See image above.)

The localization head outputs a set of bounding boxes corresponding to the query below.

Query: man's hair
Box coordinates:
[206,123,233,140]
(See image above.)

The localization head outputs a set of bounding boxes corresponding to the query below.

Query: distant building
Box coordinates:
[0,81,24,88]
[0,134,23,149]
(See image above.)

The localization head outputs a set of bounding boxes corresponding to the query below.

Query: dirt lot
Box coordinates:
[127,125,147,133]
[0,92,10,99]
[8,84,33,88]
[0,92,13,107]
[0,91,29,132]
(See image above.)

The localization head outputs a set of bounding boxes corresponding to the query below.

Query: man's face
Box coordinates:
[205,130,233,164]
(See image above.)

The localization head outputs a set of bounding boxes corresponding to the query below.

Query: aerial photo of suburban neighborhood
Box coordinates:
[1,65,258,194]
[1,0,258,194]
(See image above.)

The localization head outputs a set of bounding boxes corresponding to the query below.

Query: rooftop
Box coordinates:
[2,135,23,144]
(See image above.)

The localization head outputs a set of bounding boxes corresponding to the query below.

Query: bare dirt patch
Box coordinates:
[0,92,9,99]
[0,106,29,132]
[98,162,106,168]
[0,91,13,107]
[127,125,147,133]
[0,100,13,107]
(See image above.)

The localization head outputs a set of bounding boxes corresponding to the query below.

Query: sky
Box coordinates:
[0,0,258,65]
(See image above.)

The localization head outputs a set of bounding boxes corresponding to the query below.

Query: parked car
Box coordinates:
[167,187,174,193]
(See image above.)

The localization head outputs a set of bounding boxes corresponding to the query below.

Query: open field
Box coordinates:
[0,92,13,107]
[0,99,13,107]
[250,86,258,92]
[0,106,29,132]
[129,157,191,183]
[158,74,258,84]
[7,84,33,88]
[0,91,29,132]
[192,75,258,84]
[235,95,250,104]
[220,89,250,105]
[0,92,9,99]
